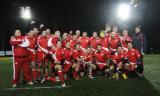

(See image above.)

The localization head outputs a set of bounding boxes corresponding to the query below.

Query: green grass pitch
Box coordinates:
[0,55,160,96]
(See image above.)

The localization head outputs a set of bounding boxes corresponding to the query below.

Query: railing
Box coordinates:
[0,51,13,56]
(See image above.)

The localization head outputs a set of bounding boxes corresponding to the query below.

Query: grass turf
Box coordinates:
[0,55,160,96]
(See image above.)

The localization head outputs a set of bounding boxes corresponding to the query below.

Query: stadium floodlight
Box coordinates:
[20,7,32,20]
[130,0,139,7]
[117,4,131,20]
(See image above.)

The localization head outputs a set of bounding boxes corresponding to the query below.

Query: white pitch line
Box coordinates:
[3,86,70,91]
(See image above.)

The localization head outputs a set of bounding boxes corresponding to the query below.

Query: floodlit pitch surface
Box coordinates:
[0,55,160,96]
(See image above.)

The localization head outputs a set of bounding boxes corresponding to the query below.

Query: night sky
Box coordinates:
[0,0,160,52]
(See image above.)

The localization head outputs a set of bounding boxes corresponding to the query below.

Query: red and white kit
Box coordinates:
[26,36,37,62]
[82,51,93,69]
[109,36,120,52]
[26,35,37,81]
[10,36,32,84]
[72,49,83,79]
[51,47,64,63]
[79,37,90,53]
[72,49,83,62]
[70,39,78,50]
[48,36,60,48]
[99,37,109,52]
[62,38,70,48]
[120,35,132,51]
[37,35,49,64]
[63,48,73,73]
[83,52,93,63]
[90,37,100,52]
[51,47,65,83]
[126,48,141,70]
[94,50,110,70]
[112,52,124,68]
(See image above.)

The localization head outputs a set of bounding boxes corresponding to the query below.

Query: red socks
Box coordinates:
[73,70,79,79]
[46,77,56,82]
[37,69,41,79]
[58,71,64,83]
[32,69,37,80]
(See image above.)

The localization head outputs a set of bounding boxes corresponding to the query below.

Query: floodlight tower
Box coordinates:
[117,3,131,30]
[20,6,31,20]
[20,6,32,32]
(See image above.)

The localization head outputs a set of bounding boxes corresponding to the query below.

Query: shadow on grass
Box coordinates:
[0,77,159,96]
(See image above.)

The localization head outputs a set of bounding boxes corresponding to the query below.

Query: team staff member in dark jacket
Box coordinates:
[132,26,147,54]
[132,26,147,78]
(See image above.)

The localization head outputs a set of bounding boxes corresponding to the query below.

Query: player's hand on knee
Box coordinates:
[134,64,138,69]
[55,64,62,71]
[72,63,76,69]
[91,64,96,70]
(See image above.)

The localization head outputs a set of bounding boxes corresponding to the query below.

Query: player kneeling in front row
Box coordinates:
[82,48,96,79]
[41,41,66,87]
[72,44,83,80]
[124,43,142,78]
[111,46,127,80]
[94,44,111,77]
[63,42,73,80]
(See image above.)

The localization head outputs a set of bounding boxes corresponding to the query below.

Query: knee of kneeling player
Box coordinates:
[76,64,80,69]
[92,65,96,70]
[55,65,62,70]
[72,64,76,69]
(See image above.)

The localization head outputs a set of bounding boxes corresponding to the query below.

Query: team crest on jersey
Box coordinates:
[33,38,35,40]
[86,39,89,42]
[101,53,104,56]
[16,39,21,41]
[115,39,118,42]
